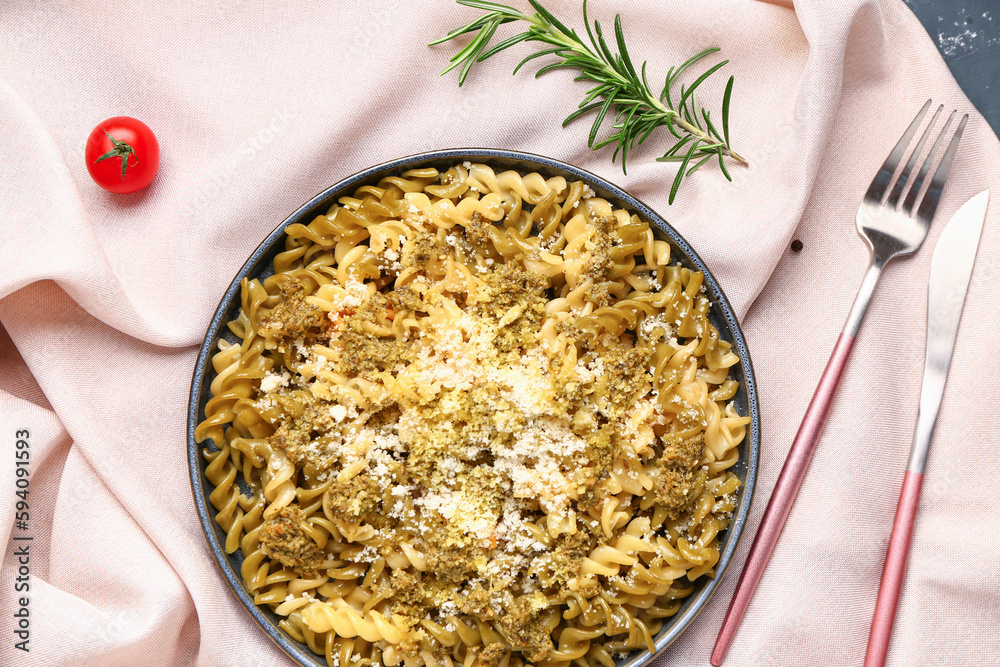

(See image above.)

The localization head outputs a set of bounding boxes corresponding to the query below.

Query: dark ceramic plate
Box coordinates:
[187,149,760,667]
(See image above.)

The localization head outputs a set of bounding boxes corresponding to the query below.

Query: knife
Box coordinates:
[863,189,990,667]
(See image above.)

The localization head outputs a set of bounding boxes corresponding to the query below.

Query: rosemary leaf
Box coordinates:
[687,153,714,176]
[722,75,734,147]
[671,138,701,204]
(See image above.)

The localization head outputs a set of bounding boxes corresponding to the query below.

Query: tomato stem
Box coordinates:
[94,130,139,181]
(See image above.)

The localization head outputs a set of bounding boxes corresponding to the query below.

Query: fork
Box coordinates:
[711,99,968,665]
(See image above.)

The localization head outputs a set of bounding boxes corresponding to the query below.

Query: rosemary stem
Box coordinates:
[511,7,751,169]
[546,15,751,170]
[436,0,748,198]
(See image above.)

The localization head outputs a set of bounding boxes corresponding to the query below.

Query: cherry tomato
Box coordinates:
[85,117,159,193]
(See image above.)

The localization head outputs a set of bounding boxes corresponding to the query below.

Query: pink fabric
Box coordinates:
[2,1,998,665]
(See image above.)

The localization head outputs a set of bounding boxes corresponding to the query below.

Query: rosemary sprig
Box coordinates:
[431,0,747,203]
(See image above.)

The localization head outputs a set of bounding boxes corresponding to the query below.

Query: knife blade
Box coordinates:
[864,189,990,667]
[908,188,990,474]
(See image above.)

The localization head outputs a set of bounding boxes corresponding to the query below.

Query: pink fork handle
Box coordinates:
[712,332,856,665]
[864,470,924,667]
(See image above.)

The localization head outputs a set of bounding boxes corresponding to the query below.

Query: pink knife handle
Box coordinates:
[711,332,857,665]
[864,470,924,667]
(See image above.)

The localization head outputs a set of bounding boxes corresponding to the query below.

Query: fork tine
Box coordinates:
[901,110,955,213]
[886,105,943,208]
[914,113,968,220]
[865,98,932,202]
[901,110,963,215]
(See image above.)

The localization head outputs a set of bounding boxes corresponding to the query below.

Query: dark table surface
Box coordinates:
[905,0,999,135]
